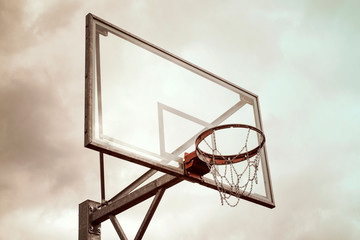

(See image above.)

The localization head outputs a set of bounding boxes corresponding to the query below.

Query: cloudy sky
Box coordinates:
[1,0,360,239]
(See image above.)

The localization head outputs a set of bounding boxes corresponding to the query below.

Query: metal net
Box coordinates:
[200,128,263,207]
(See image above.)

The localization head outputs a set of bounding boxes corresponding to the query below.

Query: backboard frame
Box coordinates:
[84,13,275,208]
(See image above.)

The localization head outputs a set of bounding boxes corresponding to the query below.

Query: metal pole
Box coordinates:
[99,152,105,203]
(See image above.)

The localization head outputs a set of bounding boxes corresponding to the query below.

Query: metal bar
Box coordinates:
[95,32,104,139]
[253,99,275,206]
[86,140,184,177]
[109,215,128,240]
[91,174,182,224]
[99,152,106,203]
[109,169,157,202]
[84,14,95,146]
[199,176,275,208]
[134,188,166,240]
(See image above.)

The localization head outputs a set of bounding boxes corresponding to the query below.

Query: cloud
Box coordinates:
[0,207,78,239]
[0,0,33,55]
[1,0,360,239]
[0,0,91,219]
[30,0,83,37]
[0,0,84,57]
[0,66,87,213]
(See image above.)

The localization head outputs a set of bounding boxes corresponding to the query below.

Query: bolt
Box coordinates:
[97,227,101,234]
[89,206,94,212]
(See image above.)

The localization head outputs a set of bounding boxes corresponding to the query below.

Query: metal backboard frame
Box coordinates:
[84,13,275,208]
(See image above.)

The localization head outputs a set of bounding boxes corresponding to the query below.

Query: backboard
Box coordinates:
[85,14,274,208]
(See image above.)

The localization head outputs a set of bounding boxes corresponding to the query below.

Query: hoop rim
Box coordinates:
[195,124,265,165]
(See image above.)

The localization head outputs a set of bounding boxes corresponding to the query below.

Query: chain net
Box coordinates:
[201,128,263,207]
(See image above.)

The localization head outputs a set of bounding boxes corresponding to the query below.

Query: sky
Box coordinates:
[1,0,360,239]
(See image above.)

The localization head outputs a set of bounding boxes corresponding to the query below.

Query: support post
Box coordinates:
[79,200,101,240]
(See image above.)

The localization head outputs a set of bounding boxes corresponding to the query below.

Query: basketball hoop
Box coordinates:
[186,124,265,207]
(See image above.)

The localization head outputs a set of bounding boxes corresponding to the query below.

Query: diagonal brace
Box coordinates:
[90,174,182,225]
[109,215,128,240]
[109,169,157,203]
[135,188,165,240]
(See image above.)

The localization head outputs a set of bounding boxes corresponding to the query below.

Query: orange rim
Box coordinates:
[195,124,265,165]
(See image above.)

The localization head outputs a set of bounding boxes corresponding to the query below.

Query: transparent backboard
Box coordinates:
[85,14,274,208]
